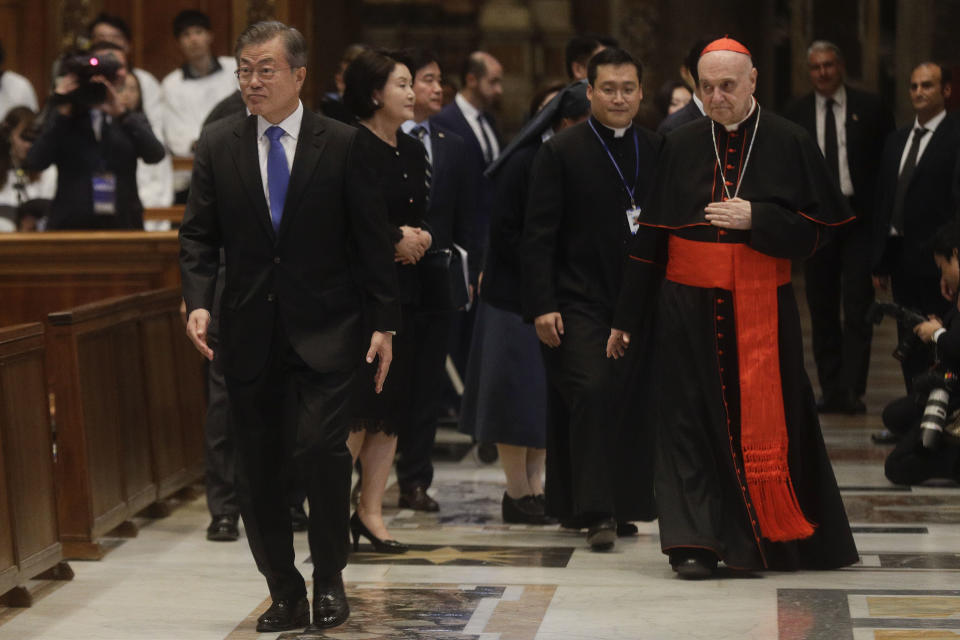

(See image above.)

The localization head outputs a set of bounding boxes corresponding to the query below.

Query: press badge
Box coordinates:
[92,172,117,215]
[626,206,642,235]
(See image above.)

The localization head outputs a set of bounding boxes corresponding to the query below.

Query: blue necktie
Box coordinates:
[265,126,289,232]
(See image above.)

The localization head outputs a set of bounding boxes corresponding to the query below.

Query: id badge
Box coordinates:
[92,172,117,215]
[626,206,642,235]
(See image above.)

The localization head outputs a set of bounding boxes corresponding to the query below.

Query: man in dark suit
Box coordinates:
[25,42,165,229]
[179,21,398,633]
[656,38,710,136]
[873,62,960,395]
[784,40,894,414]
[396,49,479,512]
[523,48,660,552]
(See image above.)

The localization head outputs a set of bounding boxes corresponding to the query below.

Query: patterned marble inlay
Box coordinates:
[225,583,556,640]
[384,480,506,528]
[843,494,960,524]
[344,544,574,567]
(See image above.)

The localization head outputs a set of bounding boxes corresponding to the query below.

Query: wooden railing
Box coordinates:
[0,324,72,605]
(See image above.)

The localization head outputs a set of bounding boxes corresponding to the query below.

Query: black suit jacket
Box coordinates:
[783,85,894,218]
[417,123,481,276]
[25,109,165,229]
[522,119,662,321]
[656,99,704,136]
[431,100,502,169]
[873,115,960,277]
[179,108,400,380]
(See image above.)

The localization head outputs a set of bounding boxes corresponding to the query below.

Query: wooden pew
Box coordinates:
[0,231,181,327]
[0,324,72,606]
[46,289,205,559]
[143,206,185,226]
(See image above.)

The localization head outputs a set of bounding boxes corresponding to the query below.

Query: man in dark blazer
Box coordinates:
[873,62,960,395]
[784,40,894,414]
[179,22,398,634]
[25,42,165,229]
[397,49,479,512]
[523,48,660,552]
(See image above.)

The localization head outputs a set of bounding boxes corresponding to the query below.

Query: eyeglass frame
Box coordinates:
[234,65,299,83]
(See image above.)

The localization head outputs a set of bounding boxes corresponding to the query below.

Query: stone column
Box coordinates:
[477,0,535,136]
[894,0,934,123]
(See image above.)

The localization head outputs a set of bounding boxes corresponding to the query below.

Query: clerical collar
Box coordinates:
[692,93,705,115]
[182,56,223,80]
[591,115,632,138]
[724,97,757,132]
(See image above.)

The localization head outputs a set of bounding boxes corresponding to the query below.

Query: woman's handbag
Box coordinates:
[418,244,469,311]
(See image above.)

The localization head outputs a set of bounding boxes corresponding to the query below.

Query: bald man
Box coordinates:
[608,38,858,579]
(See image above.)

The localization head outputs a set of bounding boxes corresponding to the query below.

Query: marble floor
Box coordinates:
[2,289,959,639]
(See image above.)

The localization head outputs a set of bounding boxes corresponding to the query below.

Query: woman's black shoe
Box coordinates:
[350,512,408,553]
[502,493,556,525]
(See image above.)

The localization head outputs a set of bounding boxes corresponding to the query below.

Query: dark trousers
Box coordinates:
[804,220,874,401]
[204,334,238,517]
[539,311,617,520]
[396,311,452,491]
[891,270,948,394]
[226,319,355,601]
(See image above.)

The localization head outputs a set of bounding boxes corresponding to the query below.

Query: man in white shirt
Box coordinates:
[0,41,38,119]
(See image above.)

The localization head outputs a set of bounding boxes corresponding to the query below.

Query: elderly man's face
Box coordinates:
[238,35,305,124]
[698,51,757,126]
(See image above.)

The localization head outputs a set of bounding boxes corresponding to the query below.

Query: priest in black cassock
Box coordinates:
[608,38,858,578]
[522,47,660,551]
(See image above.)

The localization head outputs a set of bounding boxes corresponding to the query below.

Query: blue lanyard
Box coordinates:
[587,118,640,208]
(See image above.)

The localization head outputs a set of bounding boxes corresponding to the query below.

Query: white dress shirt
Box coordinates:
[0,70,38,119]
[898,109,947,175]
[256,100,302,219]
[401,119,432,164]
[455,93,499,161]
[815,85,854,196]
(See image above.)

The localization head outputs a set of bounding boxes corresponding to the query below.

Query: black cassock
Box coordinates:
[523,117,661,523]
[614,105,859,570]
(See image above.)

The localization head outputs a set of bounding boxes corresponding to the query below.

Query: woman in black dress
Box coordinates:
[342,49,431,553]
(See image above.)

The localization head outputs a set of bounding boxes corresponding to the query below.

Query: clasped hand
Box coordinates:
[914,316,943,344]
[395,226,432,264]
[704,197,752,230]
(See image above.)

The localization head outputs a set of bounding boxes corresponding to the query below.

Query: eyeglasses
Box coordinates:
[235,65,293,83]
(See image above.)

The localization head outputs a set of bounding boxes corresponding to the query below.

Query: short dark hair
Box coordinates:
[915,61,953,87]
[684,36,717,86]
[234,21,307,69]
[461,51,488,87]
[932,220,960,258]
[173,10,212,39]
[655,80,692,117]
[565,34,618,79]
[394,48,439,78]
[343,49,402,120]
[88,12,132,43]
[587,47,642,86]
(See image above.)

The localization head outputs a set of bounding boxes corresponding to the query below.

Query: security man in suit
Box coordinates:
[396,48,479,512]
[179,21,398,634]
[873,62,960,395]
[783,40,894,414]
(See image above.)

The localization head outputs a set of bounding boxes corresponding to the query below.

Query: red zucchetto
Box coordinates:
[700,36,752,57]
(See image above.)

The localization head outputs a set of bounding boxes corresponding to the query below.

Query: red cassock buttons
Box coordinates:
[726,164,734,169]
[728,148,736,153]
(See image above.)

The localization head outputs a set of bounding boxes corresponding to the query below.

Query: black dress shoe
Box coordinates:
[291,504,309,532]
[669,549,718,580]
[817,392,864,415]
[398,485,439,512]
[350,512,408,553]
[501,493,557,525]
[616,521,639,537]
[256,596,310,632]
[586,517,617,551]
[206,514,239,542]
[871,429,901,444]
[306,572,349,630]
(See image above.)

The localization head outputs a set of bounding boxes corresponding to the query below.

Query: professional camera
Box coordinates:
[866,302,929,362]
[57,51,124,107]
[913,370,960,448]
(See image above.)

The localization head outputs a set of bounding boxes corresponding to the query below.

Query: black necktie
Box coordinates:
[823,98,840,186]
[476,113,494,165]
[890,126,929,234]
[412,125,432,208]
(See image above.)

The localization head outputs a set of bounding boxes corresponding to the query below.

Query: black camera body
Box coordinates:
[866,301,929,362]
[58,52,124,107]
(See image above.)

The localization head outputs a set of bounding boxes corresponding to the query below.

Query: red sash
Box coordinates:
[665,236,815,542]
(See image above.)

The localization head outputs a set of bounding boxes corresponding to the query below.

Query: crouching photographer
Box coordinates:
[23,41,164,230]
[881,221,960,486]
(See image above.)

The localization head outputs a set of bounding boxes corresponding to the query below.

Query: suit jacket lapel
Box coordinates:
[429,127,446,201]
[229,115,274,241]
[277,109,327,239]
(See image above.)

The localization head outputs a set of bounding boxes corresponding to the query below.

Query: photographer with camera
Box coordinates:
[24,41,164,230]
[881,220,960,486]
